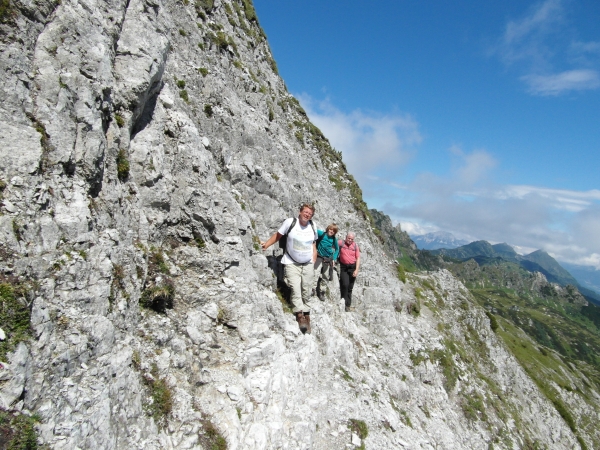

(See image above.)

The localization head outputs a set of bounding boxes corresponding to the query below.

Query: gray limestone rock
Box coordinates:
[0,0,595,449]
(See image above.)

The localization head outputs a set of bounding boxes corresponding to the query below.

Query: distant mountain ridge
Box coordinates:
[432,241,600,304]
[411,231,469,250]
[560,262,600,293]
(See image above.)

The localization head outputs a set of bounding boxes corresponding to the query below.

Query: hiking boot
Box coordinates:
[317,291,326,301]
[345,306,355,312]
[296,312,308,333]
[304,313,311,334]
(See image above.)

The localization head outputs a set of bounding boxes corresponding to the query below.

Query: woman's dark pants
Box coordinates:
[339,263,356,307]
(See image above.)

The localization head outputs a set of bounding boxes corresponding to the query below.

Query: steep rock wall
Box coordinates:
[0,0,586,449]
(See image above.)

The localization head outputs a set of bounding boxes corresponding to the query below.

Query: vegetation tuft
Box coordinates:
[338,366,353,382]
[143,364,173,425]
[348,418,368,440]
[431,344,459,392]
[0,410,39,449]
[461,391,488,422]
[195,0,213,16]
[396,264,406,283]
[114,113,125,128]
[0,0,17,24]
[116,149,130,181]
[140,249,175,313]
[208,31,237,55]
[0,280,32,361]
[242,0,257,22]
[198,416,227,450]
[486,311,499,332]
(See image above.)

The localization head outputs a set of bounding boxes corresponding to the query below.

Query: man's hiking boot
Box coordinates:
[296,312,308,333]
[305,313,311,334]
[345,306,355,312]
[317,291,326,302]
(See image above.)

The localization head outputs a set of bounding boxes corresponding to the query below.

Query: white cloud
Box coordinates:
[571,40,600,55]
[450,146,498,185]
[498,0,563,67]
[399,221,436,236]
[500,185,600,211]
[298,95,421,179]
[504,0,563,45]
[297,96,600,267]
[494,0,600,95]
[522,69,600,95]
[385,178,600,267]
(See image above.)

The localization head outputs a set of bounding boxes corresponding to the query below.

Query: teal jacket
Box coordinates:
[316,230,340,259]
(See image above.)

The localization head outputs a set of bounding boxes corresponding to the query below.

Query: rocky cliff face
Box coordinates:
[0,1,590,449]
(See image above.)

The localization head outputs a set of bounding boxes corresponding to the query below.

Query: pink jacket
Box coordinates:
[338,240,360,265]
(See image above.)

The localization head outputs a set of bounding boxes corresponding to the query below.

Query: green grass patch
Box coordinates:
[198,417,227,450]
[0,281,31,361]
[348,418,368,440]
[0,0,17,24]
[242,0,257,22]
[396,264,407,283]
[195,0,213,16]
[116,149,130,181]
[144,364,173,426]
[486,311,499,332]
[409,350,427,366]
[397,252,417,274]
[140,282,174,313]
[496,317,593,446]
[431,345,459,392]
[150,249,169,274]
[114,113,125,128]
[0,410,39,449]
[338,366,353,382]
[461,391,487,422]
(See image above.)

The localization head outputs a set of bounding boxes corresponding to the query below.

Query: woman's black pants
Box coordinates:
[339,263,356,307]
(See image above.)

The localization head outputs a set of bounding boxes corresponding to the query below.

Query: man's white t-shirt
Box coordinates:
[278,217,318,264]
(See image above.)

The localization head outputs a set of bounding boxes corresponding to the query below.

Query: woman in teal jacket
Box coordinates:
[314,223,340,301]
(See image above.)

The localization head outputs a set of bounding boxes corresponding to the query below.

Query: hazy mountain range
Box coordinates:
[410,231,470,250]
[561,262,600,294]
[413,233,600,303]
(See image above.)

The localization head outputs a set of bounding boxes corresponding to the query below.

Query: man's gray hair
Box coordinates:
[346,231,355,238]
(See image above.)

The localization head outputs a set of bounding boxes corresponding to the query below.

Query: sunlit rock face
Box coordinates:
[0,1,589,449]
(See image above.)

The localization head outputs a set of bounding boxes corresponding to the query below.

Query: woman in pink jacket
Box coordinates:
[338,232,360,312]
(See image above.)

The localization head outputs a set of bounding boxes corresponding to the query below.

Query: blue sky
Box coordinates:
[253,0,600,268]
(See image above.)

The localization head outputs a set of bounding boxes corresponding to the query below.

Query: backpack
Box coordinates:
[278,218,315,251]
[338,240,358,263]
[338,240,357,252]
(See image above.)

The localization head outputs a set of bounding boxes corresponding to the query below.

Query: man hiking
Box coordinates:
[338,232,360,312]
[261,203,318,333]
[313,223,340,301]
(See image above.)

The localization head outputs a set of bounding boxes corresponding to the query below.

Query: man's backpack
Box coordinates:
[278,218,315,250]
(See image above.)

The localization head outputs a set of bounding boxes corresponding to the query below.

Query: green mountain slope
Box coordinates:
[371,209,600,448]
[522,249,580,286]
[432,240,600,304]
